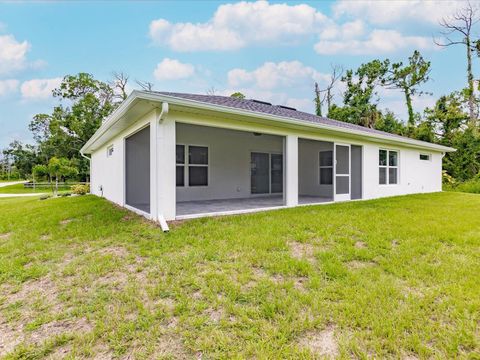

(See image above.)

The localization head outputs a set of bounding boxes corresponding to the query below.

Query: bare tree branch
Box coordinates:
[135,79,154,92]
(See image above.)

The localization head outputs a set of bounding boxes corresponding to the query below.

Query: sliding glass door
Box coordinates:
[251,152,283,195]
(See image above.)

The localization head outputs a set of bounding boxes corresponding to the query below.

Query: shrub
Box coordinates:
[59,192,72,197]
[39,194,51,200]
[455,179,480,194]
[71,184,90,195]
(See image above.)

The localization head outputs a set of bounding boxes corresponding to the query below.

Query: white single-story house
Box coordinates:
[80,91,455,231]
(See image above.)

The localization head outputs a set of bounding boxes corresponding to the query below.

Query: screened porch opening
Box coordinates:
[298,138,334,204]
[125,125,150,214]
[175,123,285,218]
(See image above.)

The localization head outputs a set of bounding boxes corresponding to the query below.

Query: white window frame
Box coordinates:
[176,144,209,188]
[379,149,399,185]
[319,150,334,185]
[106,145,114,157]
[419,153,431,161]
[188,145,209,187]
[176,144,186,187]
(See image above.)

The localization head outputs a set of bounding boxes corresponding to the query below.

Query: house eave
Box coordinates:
[81,90,456,154]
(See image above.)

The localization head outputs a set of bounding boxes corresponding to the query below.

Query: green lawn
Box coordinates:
[0,193,478,359]
[0,183,70,195]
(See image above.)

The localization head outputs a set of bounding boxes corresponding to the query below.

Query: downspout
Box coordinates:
[80,150,92,194]
[156,102,170,232]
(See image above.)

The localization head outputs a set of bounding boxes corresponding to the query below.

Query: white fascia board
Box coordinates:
[81,90,455,154]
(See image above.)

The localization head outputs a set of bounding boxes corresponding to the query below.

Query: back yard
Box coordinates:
[0,193,478,359]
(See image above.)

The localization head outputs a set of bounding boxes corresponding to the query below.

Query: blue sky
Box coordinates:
[0,0,474,148]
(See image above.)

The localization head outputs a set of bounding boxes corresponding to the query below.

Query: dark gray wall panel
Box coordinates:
[125,126,150,213]
[351,145,362,200]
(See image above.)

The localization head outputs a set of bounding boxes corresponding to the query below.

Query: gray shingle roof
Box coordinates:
[154,91,411,141]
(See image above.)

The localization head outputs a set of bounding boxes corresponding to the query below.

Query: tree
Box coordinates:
[230,92,245,99]
[313,64,343,117]
[381,50,431,130]
[32,73,118,180]
[45,157,78,195]
[135,79,154,91]
[2,141,37,179]
[423,92,469,145]
[435,1,479,126]
[330,60,389,128]
[110,71,129,101]
[374,111,407,136]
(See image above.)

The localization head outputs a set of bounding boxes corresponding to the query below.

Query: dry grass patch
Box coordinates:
[354,241,366,249]
[346,260,377,270]
[0,232,11,240]
[59,218,73,226]
[289,241,316,263]
[299,325,339,358]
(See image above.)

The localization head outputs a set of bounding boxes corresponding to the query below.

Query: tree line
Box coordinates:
[1,2,479,184]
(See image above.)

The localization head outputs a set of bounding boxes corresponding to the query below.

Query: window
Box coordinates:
[420,154,430,161]
[107,145,114,157]
[188,146,208,186]
[176,145,185,187]
[176,145,209,187]
[319,150,333,185]
[379,149,398,185]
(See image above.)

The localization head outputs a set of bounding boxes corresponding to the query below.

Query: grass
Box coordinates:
[0,183,70,194]
[0,193,478,359]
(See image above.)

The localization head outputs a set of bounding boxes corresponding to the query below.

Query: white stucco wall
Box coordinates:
[91,110,155,208]
[176,123,283,202]
[90,107,444,220]
[362,144,442,200]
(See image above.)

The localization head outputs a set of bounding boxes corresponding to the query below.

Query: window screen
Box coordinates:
[319,150,333,185]
[188,146,208,186]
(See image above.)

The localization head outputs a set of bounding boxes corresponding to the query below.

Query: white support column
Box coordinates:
[285,134,298,207]
[156,110,176,221]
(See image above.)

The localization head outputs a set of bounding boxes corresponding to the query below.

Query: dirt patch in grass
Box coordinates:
[0,317,92,356]
[0,320,22,355]
[205,308,223,323]
[97,245,129,258]
[59,219,74,226]
[299,325,339,358]
[354,241,366,249]
[0,232,11,240]
[154,334,189,359]
[40,234,50,240]
[289,241,316,263]
[4,276,61,311]
[293,276,309,291]
[346,260,376,270]
[29,317,92,344]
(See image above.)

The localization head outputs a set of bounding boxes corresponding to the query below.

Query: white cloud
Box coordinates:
[20,77,62,100]
[228,61,329,90]
[0,34,30,75]
[0,79,19,96]
[149,0,329,51]
[333,0,463,25]
[319,19,365,40]
[315,29,435,55]
[153,58,195,80]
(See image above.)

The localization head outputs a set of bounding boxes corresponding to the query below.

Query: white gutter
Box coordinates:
[82,90,455,154]
[154,102,170,232]
[79,150,92,193]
